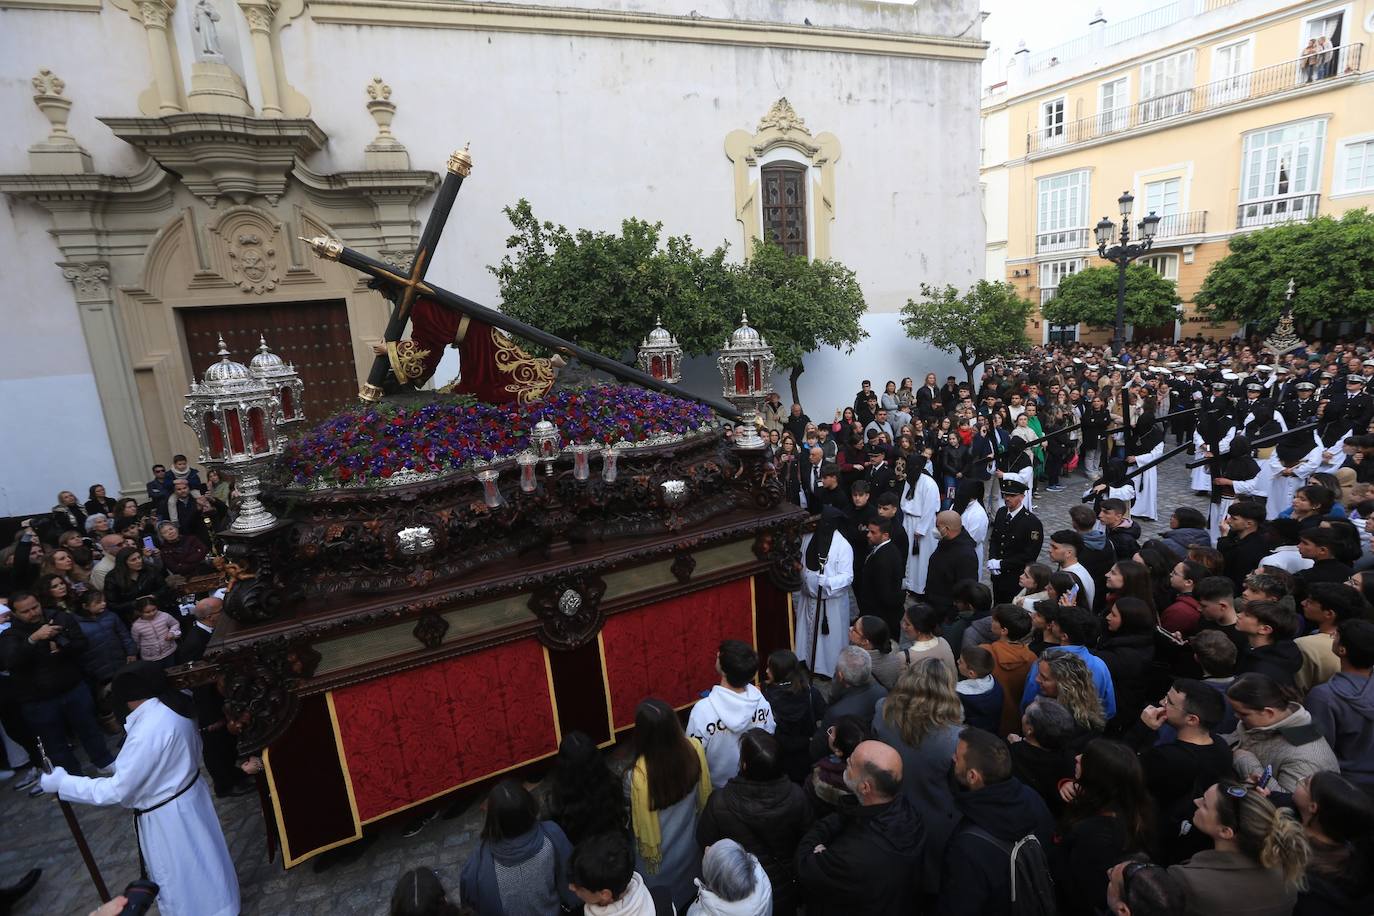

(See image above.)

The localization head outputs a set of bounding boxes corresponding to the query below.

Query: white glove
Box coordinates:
[987,560,1001,574]
[39,766,67,795]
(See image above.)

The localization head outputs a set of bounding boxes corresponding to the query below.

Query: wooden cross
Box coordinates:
[300,148,743,419]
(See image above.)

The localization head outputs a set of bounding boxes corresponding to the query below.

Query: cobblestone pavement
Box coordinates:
[0,446,1213,915]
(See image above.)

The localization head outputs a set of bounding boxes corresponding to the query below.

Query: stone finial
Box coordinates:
[364,76,409,169]
[29,69,92,174]
[757,97,809,135]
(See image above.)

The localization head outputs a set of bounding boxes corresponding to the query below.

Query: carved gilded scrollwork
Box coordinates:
[221,638,322,753]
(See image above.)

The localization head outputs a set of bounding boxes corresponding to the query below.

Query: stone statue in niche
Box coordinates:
[193,0,224,60]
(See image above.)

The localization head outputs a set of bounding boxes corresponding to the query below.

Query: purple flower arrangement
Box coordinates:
[278,385,715,486]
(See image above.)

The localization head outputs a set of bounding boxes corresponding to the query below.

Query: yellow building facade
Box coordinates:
[982,0,1374,345]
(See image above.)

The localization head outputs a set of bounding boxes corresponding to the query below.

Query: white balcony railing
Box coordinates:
[1027,43,1363,154]
[1237,193,1320,229]
[1036,228,1091,254]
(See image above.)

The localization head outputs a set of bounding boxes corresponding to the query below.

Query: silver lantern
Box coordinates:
[715,310,774,449]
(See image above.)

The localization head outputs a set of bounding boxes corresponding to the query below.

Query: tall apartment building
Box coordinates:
[982,0,1374,345]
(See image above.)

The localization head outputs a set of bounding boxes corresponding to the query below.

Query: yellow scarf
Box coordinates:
[629,737,711,872]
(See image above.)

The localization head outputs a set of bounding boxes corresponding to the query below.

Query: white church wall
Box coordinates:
[0,0,985,506]
[0,199,121,516]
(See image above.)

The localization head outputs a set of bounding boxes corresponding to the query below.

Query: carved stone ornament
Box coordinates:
[757,97,809,135]
[242,4,273,32]
[528,574,607,651]
[228,232,279,293]
[366,77,391,102]
[60,262,110,301]
[412,612,449,649]
[139,1,170,29]
[32,69,65,97]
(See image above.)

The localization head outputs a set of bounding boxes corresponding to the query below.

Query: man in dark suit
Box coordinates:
[800,446,827,512]
[855,517,906,636]
[175,598,253,798]
[866,448,895,497]
[988,479,1043,604]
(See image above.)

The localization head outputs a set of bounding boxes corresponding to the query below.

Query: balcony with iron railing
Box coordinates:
[1028,42,1363,154]
[1153,210,1207,240]
[1237,193,1320,229]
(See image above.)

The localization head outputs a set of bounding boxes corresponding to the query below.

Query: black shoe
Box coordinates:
[401,807,439,838]
[0,868,41,906]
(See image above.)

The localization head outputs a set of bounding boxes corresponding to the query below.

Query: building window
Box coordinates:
[1140,50,1195,122]
[1040,258,1084,304]
[1301,12,1345,83]
[1036,171,1090,252]
[1041,97,1066,146]
[1239,118,1326,226]
[760,162,807,257]
[1212,38,1253,102]
[1142,254,1179,280]
[1336,137,1374,194]
[1098,77,1129,133]
[1144,177,1181,218]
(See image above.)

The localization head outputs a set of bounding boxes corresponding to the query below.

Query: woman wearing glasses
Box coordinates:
[1167,781,1309,916]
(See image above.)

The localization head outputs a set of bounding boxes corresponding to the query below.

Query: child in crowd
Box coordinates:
[955,646,1003,733]
[129,595,181,668]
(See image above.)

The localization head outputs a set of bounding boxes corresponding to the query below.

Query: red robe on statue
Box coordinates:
[385,297,556,405]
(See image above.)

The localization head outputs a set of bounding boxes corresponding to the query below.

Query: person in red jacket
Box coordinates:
[1163,559,1206,635]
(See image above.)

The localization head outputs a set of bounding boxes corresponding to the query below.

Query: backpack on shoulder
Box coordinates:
[965,826,1058,916]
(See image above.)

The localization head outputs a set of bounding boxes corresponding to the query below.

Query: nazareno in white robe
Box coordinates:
[1191,427,1235,492]
[1265,441,1323,520]
[900,472,941,594]
[794,532,854,679]
[54,696,240,916]
[961,499,990,573]
[1128,438,1166,520]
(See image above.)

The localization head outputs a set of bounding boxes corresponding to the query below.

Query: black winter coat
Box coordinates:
[796,795,925,916]
[763,682,825,783]
[1094,631,1156,731]
[924,530,980,619]
[0,610,90,703]
[698,775,814,916]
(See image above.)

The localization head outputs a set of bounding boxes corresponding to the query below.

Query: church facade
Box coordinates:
[0,0,987,509]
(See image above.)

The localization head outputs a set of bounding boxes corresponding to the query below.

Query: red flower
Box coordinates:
[380,467,393,478]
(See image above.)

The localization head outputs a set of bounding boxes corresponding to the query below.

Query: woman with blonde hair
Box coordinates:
[1169,780,1310,916]
[1033,650,1106,748]
[871,657,964,889]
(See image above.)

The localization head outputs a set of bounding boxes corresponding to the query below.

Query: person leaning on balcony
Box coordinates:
[1300,38,1320,83]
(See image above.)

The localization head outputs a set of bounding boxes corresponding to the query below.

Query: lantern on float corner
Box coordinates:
[636,316,683,384]
[248,335,306,446]
[715,310,773,449]
[183,334,283,534]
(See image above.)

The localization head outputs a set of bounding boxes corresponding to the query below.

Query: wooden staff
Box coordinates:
[38,738,110,902]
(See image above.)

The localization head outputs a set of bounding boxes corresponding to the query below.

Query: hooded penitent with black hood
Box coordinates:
[41,662,240,916]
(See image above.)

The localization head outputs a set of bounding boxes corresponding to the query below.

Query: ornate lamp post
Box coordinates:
[636,316,683,384]
[1094,190,1161,356]
[716,311,774,450]
[183,335,285,533]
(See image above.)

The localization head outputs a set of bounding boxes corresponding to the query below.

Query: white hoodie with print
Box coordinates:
[685,684,774,788]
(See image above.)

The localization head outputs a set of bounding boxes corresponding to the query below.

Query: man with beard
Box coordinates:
[796,741,924,916]
[795,506,854,679]
[937,728,1055,916]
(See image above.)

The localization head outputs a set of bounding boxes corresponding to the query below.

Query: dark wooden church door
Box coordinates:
[181,300,358,423]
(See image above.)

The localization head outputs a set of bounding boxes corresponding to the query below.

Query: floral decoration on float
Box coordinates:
[276,384,717,489]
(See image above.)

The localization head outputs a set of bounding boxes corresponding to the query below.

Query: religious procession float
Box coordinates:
[171,148,805,867]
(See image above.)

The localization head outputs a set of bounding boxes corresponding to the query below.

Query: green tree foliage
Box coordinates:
[1194,209,1374,326]
[1040,264,1182,330]
[901,281,1033,388]
[736,239,868,403]
[489,200,869,402]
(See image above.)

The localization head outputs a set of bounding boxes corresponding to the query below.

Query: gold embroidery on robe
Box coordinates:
[491,329,556,405]
[387,339,432,384]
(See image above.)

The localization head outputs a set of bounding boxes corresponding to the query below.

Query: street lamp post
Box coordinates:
[1095,190,1162,357]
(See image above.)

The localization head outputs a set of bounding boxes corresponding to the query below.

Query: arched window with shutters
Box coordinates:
[760,161,808,257]
[725,98,840,262]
